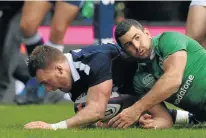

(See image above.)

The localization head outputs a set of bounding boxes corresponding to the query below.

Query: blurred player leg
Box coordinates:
[20,1,52,55]
[93,0,115,44]
[186,1,206,48]
[2,9,45,105]
[48,1,82,52]
[0,7,18,101]
[13,53,31,85]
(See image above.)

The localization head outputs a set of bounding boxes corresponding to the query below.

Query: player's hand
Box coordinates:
[95,121,110,128]
[24,121,52,130]
[139,114,156,129]
[108,106,140,129]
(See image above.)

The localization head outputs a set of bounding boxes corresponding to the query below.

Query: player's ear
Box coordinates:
[55,64,63,75]
[143,28,151,38]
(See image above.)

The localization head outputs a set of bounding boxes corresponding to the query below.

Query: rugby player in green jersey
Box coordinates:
[108,19,206,129]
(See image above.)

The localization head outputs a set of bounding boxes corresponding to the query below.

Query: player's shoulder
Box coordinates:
[153,32,188,51]
[95,43,122,58]
[71,43,121,59]
[159,32,187,42]
[153,32,186,42]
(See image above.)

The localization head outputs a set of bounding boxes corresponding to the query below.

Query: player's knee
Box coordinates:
[20,18,39,36]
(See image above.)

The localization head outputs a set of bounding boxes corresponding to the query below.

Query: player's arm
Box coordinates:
[64,53,113,128]
[132,32,187,117]
[139,104,173,129]
[64,80,112,128]
[135,51,186,114]
[133,72,173,129]
[24,80,112,130]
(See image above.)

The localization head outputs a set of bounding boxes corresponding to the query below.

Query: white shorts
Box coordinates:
[190,0,206,7]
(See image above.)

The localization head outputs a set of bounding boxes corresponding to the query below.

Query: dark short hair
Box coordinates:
[115,19,144,48]
[28,45,64,77]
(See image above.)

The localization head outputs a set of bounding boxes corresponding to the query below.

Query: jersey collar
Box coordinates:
[150,48,155,60]
[150,35,160,60]
[64,53,80,82]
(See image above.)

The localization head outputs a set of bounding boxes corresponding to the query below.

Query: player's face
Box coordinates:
[36,64,72,92]
[119,26,152,59]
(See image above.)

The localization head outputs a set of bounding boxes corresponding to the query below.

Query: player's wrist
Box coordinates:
[133,101,145,115]
[51,120,68,130]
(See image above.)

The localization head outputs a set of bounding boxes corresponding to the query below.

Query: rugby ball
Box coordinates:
[74,92,138,121]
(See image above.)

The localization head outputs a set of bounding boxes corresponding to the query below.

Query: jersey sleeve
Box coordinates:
[158,32,188,60]
[133,71,156,99]
[88,53,112,87]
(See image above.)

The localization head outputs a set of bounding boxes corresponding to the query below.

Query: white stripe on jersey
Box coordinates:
[74,61,90,75]
[65,53,80,82]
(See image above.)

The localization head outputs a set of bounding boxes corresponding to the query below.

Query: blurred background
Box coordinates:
[0,1,192,104]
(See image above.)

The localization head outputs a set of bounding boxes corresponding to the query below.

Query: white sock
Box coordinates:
[175,110,189,124]
[46,41,64,52]
[22,33,42,45]
[15,80,25,95]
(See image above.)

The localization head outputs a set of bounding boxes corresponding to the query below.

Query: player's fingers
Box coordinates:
[95,122,102,127]
[24,122,45,129]
[102,122,110,128]
[112,119,122,128]
[24,121,43,127]
[24,124,42,129]
[96,121,104,128]
[139,119,154,126]
[96,121,109,128]
[24,123,42,128]
[24,122,37,127]
[143,114,152,119]
[122,123,130,129]
[117,122,126,129]
[108,115,120,126]
[24,122,41,127]
[141,123,156,129]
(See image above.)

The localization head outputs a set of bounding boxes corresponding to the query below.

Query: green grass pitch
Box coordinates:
[0,103,206,138]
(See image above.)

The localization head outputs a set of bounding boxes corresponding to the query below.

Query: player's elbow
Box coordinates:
[172,77,182,88]
[166,73,182,92]
[170,78,182,94]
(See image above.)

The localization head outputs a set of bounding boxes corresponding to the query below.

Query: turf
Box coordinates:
[1,103,206,138]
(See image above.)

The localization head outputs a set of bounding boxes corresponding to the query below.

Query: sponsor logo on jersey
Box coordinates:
[142,74,155,87]
[174,75,195,105]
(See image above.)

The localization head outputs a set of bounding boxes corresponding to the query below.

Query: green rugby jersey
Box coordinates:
[133,32,206,120]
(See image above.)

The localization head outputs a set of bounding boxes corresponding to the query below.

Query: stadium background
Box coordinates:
[0,1,190,103]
